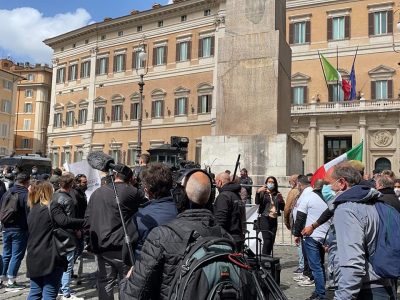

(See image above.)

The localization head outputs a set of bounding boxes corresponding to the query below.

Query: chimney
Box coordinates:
[130,10,139,15]
[104,17,112,22]
[152,3,162,9]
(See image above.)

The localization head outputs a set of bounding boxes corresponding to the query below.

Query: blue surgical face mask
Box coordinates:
[322,184,335,202]
[267,183,275,190]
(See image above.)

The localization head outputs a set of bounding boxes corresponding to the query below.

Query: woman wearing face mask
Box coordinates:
[255,176,285,255]
[394,179,400,200]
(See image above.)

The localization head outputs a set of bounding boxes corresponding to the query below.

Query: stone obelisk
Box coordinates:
[201,0,302,181]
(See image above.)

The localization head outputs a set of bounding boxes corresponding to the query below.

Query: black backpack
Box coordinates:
[0,191,19,224]
[166,222,260,300]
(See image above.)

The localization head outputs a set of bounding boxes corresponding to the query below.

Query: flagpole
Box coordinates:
[318,51,329,93]
[336,45,339,102]
[352,45,359,66]
[350,46,359,100]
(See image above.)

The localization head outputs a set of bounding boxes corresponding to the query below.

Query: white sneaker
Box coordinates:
[61,295,84,300]
[293,274,306,281]
[298,278,315,287]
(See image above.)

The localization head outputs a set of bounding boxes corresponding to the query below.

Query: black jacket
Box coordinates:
[378,187,400,213]
[71,188,87,219]
[0,183,29,230]
[52,190,77,218]
[213,183,244,242]
[26,201,84,278]
[255,191,285,217]
[119,209,230,300]
[84,182,146,253]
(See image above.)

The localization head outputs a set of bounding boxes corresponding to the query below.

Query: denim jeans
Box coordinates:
[61,250,75,297]
[1,228,28,279]
[304,237,326,298]
[27,267,63,300]
[297,242,304,270]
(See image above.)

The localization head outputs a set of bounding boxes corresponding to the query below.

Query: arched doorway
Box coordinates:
[374,157,392,172]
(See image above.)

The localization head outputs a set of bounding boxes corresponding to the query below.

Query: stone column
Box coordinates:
[33,87,48,154]
[308,117,317,173]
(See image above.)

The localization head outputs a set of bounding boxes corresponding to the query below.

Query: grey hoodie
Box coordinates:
[333,186,394,299]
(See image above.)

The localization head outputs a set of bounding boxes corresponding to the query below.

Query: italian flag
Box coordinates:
[311,141,363,186]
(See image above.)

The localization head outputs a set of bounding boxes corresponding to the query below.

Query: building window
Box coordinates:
[3,80,12,90]
[78,108,87,124]
[113,53,126,72]
[158,20,163,27]
[111,105,123,122]
[137,25,142,32]
[24,103,33,113]
[51,151,59,167]
[181,15,187,22]
[324,136,352,163]
[372,80,393,100]
[204,9,211,16]
[23,119,31,130]
[0,124,8,138]
[198,95,212,113]
[175,97,187,116]
[85,39,89,44]
[292,86,307,105]
[176,41,191,62]
[118,31,123,37]
[199,36,214,58]
[1,100,11,113]
[66,111,74,126]
[153,46,167,66]
[81,61,91,78]
[328,84,344,102]
[62,151,71,164]
[25,89,33,98]
[127,148,138,166]
[130,102,139,120]
[132,45,147,69]
[56,67,65,83]
[94,107,105,123]
[375,157,392,172]
[109,149,121,163]
[26,74,34,81]
[151,100,164,118]
[369,10,393,36]
[96,57,109,75]
[72,43,76,48]
[289,21,310,44]
[74,149,84,162]
[327,16,350,40]
[195,142,201,164]
[21,138,30,149]
[53,113,62,128]
[101,34,106,40]
[68,64,78,81]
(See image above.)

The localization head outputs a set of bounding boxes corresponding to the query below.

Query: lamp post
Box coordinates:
[135,36,149,158]
[392,9,400,53]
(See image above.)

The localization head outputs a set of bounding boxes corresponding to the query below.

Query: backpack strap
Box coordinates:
[163,220,200,256]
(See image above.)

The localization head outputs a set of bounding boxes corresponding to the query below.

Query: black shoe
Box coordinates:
[305,292,318,300]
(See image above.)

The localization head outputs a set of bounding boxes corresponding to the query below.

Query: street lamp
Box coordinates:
[135,35,149,158]
[393,9,400,53]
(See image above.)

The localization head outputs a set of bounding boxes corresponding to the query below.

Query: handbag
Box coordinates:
[48,205,77,256]
[253,215,261,232]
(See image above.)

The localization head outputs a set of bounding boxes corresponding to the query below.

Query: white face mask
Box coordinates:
[394,188,400,197]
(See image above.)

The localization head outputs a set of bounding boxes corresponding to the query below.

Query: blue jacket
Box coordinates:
[0,183,29,230]
[134,196,177,258]
[333,185,394,299]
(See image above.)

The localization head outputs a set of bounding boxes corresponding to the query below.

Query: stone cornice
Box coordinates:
[44,0,222,47]
[287,0,357,10]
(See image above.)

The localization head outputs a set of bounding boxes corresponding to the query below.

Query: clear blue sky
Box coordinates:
[0,0,171,63]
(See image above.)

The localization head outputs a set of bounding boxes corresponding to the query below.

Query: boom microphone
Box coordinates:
[87,151,116,172]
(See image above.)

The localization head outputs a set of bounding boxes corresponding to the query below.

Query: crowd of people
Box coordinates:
[0,155,399,300]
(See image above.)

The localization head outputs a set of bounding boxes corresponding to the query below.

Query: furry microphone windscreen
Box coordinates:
[87,151,115,172]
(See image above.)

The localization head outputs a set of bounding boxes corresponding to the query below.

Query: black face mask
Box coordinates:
[78,185,88,192]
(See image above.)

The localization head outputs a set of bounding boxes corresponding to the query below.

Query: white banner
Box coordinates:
[64,160,101,200]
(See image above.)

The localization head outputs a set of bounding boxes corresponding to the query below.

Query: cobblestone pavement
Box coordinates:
[0,244,399,300]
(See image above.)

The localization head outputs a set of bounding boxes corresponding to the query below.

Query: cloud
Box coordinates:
[0,7,92,63]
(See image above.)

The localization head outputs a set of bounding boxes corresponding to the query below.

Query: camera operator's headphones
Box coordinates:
[171,168,214,213]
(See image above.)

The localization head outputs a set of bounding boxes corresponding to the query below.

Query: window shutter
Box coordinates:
[368,13,374,36]
[371,81,376,99]
[174,99,178,115]
[151,101,155,118]
[207,95,212,112]
[80,63,84,78]
[111,106,115,121]
[388,80,393,99]
[68,66,71,81]
[345,16,350,38]
[198,39,203,58]
[305,21,311,43]
[127,150,131,166]
[132,52,137,69]
[122,54,126,71]
[388,10,393,34]
[96,59,100,74]
[61,152,65,164]
[187,41,192,60]
[210,36,215,56]
[153,47,157,66]
[303,87,308,103]
[327,18,332,40]
[289,23,294,44]
[197,96,201,113]
[130,103,134,120]
[291,88,294,103]
[328,85,333,102]
[163,46,168,64]
[74,151,78,163]
[74,65,78,79]
[184,97,188,115]
[105,58,109,74]
[161,101,164,117]
[176,43,180,61]
[113,55,117,72]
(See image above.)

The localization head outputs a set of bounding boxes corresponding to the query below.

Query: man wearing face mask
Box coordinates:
[30,166,38,180]
[375,175,400,212]
[394,179,400,200]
